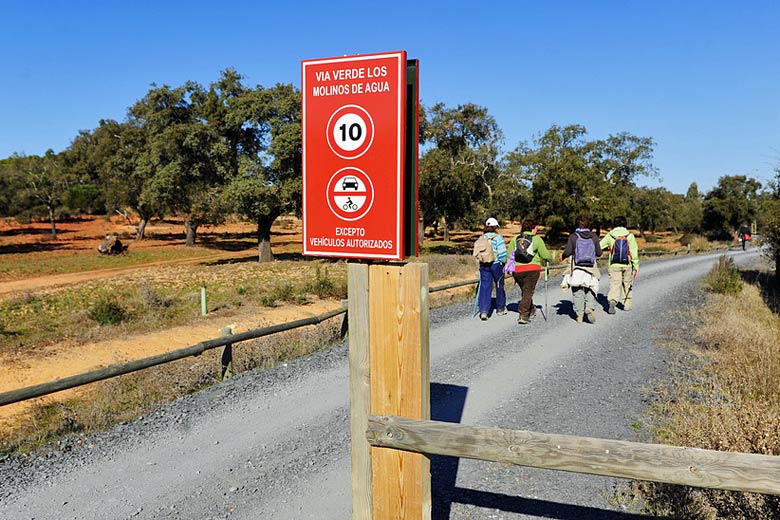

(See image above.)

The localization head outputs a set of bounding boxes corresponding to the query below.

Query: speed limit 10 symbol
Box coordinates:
[326,105,374,159]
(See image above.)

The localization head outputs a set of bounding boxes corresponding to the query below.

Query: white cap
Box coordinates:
[485,217,499,227]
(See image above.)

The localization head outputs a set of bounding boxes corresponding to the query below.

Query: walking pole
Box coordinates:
[624,268,638,306]
[543,262,549,321]
[472,279,481,317]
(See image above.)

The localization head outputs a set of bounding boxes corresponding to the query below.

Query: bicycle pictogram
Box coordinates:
[342,198,358,211]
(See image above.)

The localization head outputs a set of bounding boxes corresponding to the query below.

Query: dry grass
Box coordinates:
[637,270,780,518]
[1,322,341,454]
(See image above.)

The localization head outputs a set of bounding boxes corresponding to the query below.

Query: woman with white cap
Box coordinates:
[477,217,508,320]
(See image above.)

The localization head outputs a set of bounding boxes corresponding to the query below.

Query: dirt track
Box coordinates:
[0,249,255,297]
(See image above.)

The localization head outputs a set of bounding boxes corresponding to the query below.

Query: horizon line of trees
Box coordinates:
[0,69,778,268]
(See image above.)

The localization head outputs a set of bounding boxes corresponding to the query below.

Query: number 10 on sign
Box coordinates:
[327,105,374,160]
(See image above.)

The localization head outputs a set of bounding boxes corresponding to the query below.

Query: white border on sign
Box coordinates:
[301,51,406,260]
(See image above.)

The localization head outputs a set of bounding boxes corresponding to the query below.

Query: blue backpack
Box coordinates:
[610,235,631,264]
[574,232,596,267]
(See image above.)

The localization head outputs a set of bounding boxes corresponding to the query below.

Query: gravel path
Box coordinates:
[0,249,763,519]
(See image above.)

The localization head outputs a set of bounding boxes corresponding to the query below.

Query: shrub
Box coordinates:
[138,283,172,313]
[681,234,709,250]
[260,283,302,307]
[705,256,742,295]
[89,298,128,325]
[304,266,347,299]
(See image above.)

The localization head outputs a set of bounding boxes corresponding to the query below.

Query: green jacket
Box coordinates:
[599,226,639,270]
[508,232,550,271]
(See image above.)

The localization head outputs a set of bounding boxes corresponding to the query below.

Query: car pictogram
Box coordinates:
[341,176,359,190]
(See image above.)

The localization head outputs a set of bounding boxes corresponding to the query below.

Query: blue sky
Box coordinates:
[1,1,778,195]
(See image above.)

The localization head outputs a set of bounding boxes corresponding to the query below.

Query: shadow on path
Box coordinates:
[429,382,659,519]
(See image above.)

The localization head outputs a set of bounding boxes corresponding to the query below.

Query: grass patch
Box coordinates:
[0,322,341,454]
[634,270,780,518]
[304,265,348,300]
[705,256,743,295]
[88,298,128,325]
[0,247,216,281]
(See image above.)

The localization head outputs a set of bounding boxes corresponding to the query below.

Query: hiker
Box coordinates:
[737,224,751,251]
[507,219,550,324]
[599,216,639,314]
[560,214,602,324]
[475,217,508,320]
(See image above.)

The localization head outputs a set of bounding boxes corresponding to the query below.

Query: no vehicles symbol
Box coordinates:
[327,167,374,221]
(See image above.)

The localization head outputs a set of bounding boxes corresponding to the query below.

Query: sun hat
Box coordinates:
[485,217,499,227]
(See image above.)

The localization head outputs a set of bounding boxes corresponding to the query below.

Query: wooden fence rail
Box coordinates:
[366,415,780,497]
[0,275,494,408]
[0,306,347,407]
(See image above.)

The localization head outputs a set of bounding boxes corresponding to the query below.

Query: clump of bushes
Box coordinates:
[705,256,742,295]
[681,234,709,251]
[88,298,128,325]
[260,283,308,307]
[304,266,347,299]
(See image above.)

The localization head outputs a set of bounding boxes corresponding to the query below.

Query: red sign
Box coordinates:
[302,51,407,260]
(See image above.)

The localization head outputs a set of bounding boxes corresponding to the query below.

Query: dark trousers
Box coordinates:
[512,270,540,319]
[478,262,506,314]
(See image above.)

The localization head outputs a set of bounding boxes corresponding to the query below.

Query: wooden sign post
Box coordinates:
[349,262,431,520]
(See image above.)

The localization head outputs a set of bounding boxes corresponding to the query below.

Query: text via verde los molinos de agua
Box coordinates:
[312,66,390,97]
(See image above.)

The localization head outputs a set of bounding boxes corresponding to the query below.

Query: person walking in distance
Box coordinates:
[737,224,751,251]
[560,214,602,324]
[599,216,639,314]
[508,219,550,324]
[475,217,508,320]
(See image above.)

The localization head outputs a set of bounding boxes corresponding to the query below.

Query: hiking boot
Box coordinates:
[586,308,596,323]
[517,316,528,325]
[529,308,537,320]
[479,313,488,321]
[608,300,616,314]
[576,315,584,323]
[497,309,508,316]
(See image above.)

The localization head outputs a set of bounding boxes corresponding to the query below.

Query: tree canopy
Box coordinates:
[0,72,771,264]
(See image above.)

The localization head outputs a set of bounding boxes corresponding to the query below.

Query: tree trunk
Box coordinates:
[257,217,274,263]
[48,206,57,240]
[184,220,198,247]
[443,218,450,242]
[136,217,149,241]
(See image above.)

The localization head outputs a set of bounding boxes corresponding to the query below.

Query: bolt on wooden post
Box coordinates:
[349,262,431,520]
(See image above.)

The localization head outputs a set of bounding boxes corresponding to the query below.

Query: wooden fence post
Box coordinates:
[349,262,431,520]
[370,263,430,519]
[219,325,234,381]
[349,263,373,519]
